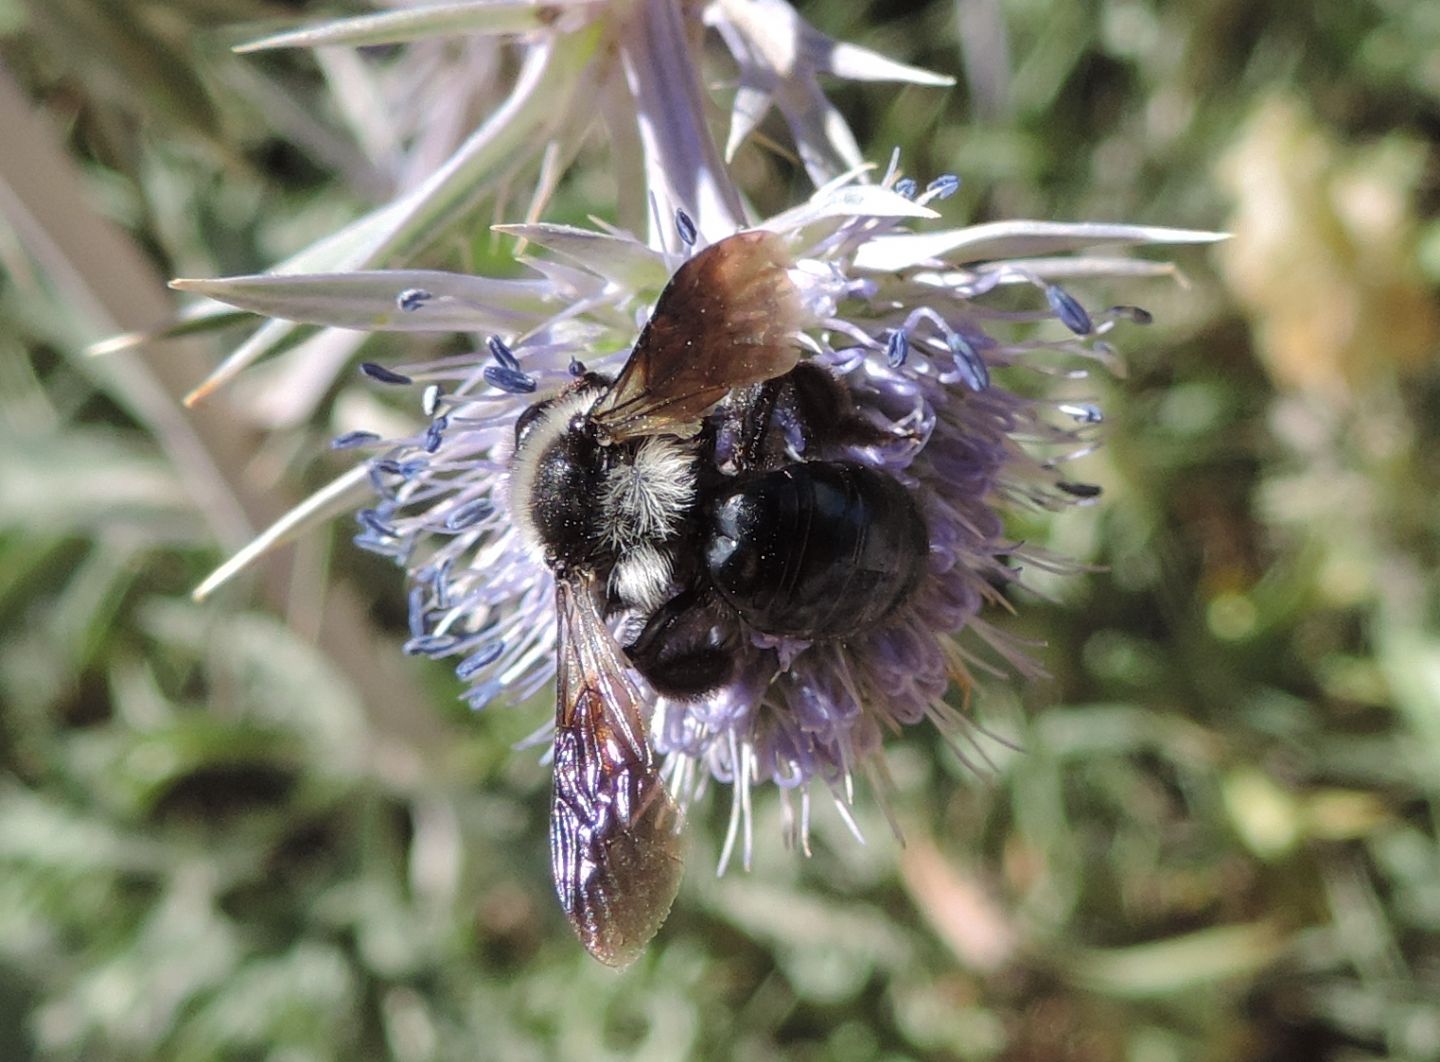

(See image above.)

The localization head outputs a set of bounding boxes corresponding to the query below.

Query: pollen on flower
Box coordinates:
[487,335,520,369]
[444,498,496,531]
[926,173,962,200]
[946,332,991,392]
[330,430,381,450]
[885,329,909,367]
[397,288,433,312]
[456,641,506,679]
[674,208,698,246]
[1046,283,1095,335]
[360,362,413,385]
[1059,402,1105,425]
[1109,304,1155,325]
[483,365,537,394]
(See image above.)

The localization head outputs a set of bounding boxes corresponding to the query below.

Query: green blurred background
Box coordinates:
[3,0,1440,1058]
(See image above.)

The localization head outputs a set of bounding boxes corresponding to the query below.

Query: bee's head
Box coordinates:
[510,387,615,573]
[514,371,613,452]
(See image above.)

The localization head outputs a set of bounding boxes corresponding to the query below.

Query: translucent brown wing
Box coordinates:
[549,576,684,967]
[589,230,805,441]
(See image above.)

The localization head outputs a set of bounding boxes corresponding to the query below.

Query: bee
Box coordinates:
[509,231,928,965]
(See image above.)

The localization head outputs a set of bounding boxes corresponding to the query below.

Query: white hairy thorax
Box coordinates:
[601,435,695,612]
[508,388,697,614]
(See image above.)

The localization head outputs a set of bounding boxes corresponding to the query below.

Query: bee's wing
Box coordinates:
[589,230,805,441]
[550,576,684,967]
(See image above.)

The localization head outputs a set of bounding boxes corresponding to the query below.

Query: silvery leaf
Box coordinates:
[854,221,1229,272]
[171,271,556,333]
[492,224,668,289]
[768,184,939,234]
[235,0,599,52]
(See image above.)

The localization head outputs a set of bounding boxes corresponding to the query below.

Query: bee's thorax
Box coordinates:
[511,391,698,610]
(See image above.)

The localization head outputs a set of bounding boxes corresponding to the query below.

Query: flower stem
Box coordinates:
[618,0,746,245]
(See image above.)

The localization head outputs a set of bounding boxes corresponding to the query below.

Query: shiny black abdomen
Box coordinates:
[704,461,928,638]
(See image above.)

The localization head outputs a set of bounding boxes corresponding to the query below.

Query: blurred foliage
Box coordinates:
[2,0,1440,1059]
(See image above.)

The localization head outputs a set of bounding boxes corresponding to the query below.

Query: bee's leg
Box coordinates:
[720,364,912,475]
[721,380,781,472]
[625,587,737,699]
[774,362,910,453]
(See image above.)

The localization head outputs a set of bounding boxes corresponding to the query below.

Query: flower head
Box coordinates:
[195,164,1215,865]
[178,0,1224,882]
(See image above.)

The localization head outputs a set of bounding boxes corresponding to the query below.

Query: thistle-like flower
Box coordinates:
[190,171,1219,858]
[177,0,1223,953]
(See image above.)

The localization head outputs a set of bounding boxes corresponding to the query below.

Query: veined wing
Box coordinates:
[549,576,684,967]
[589,230,804,442]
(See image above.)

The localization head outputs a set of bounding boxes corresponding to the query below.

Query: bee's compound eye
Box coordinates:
[514,400,552,449]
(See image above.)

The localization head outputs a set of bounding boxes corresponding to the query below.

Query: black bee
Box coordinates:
[508,231,928,965]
